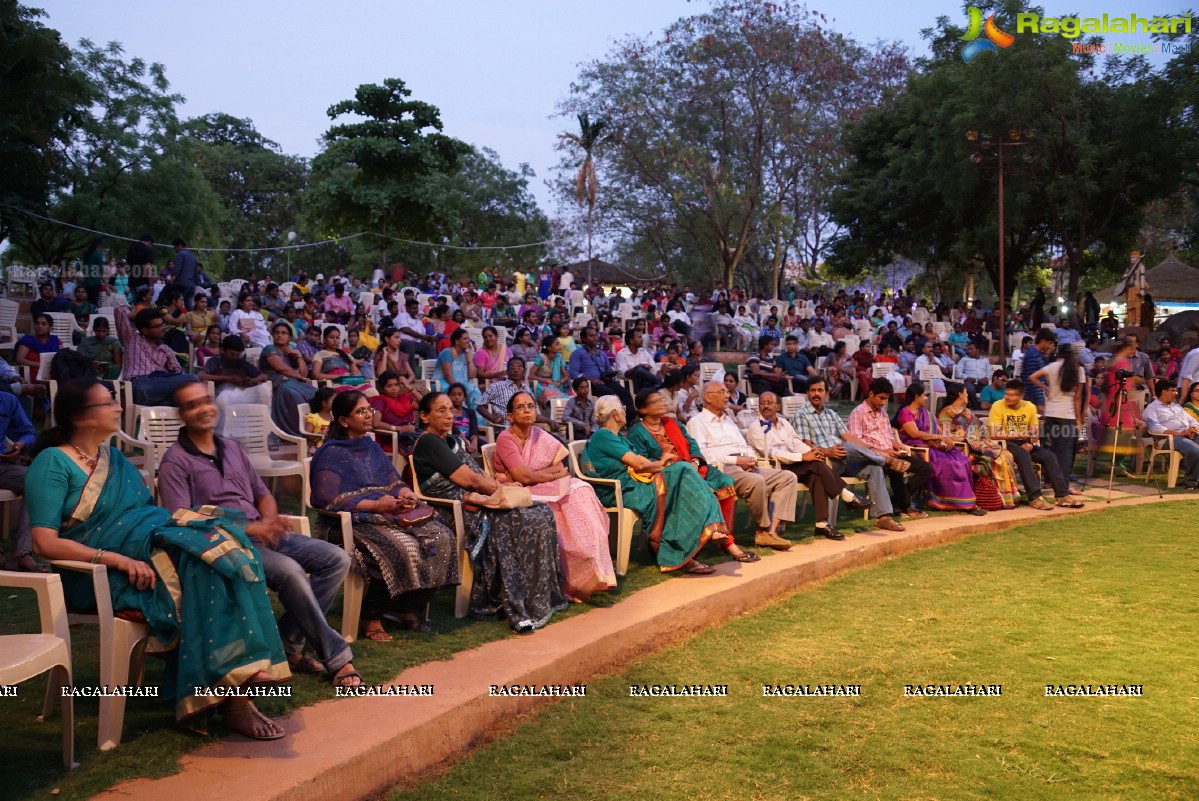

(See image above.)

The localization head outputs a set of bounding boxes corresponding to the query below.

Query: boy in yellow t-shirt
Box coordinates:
[987,378,1083,510]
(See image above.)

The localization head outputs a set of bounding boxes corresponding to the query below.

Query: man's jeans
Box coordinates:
[0,462,31,553]
[1007,441,1069,500]
[257,534,353,674]
[1168,435,1199,486]
[828,441,891,522]
[131,372,199,406]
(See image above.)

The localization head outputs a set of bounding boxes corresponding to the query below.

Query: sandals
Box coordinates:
[884,457,911,474]
[287,652,324,674]
[383,612,435,633]
[727,549,761,563]
[682,560,716,575]
[331,666,363,689]
[223,700,285,741]
[360,621,393,642]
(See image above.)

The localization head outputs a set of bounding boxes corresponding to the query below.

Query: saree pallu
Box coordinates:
[315,350,364,390]
[940,408,1018,510]
[492,428,616,601]
[310,439,458,599]
[260,346,318,437]
[436,350,482,408]
[625,420,737,531]
[418,437,568,632]
[59,447,288,721]
[898,406,977,511]
[581,428,728,572]
[474,345,508,379]
[530,354,570,406]
[369,393,420,454]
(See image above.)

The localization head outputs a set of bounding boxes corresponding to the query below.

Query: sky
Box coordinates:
[38,0,1174,227]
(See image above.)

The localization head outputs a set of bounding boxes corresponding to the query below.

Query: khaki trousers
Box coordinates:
[722,465,798,528]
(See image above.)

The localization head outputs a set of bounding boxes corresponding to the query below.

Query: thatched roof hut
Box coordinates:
[1096,253,1199,303]
[560,258,661,285]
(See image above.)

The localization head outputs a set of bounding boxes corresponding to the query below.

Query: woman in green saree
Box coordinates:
[27,378,290,740]
[580,396,750,575]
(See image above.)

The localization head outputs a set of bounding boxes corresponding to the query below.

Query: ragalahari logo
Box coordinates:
[960,7,1016,62]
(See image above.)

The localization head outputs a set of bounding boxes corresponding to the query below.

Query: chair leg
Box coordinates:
[1167,453,1182,488]
[455,554,473,619]
[55,664,76,769]
[340,573,365,644]
[97,622,144,751]
[614,510,633,577]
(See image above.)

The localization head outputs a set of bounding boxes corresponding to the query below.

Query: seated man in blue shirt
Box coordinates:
[157,382,362,689]
[0,392,40,571]
[567,326,635,421]
[775,334,817,394]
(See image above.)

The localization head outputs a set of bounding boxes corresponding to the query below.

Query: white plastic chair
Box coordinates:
[480,442,497,476]
[567,440,634,576]
[548,397,575,441]
[918,364,947,411]
[0,571,75,768]
[46,312,83,346]
[0,298,20,352]
[406,455,473,618]
[699,362,724,386]
[420,359,439,382]
[221,405,308,513]
[1144,433,1184,489]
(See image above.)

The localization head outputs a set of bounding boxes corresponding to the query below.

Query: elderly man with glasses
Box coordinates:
[686,380,798,550]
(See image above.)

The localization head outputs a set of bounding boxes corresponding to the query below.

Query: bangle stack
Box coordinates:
[91,548,106,564]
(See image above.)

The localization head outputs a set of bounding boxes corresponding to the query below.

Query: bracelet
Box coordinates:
[91,548,106,564]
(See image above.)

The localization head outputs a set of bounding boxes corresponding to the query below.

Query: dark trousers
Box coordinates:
[1041,418,1078,481]
[781,459,846,523]
[1007,440,1069,500]
[749,377,792,398]
[963,379,981,409]
[363,583,435,621]
[591,380,636,422]
[400,339,436,372]
[887,456,932,513]
[627,366,662,394]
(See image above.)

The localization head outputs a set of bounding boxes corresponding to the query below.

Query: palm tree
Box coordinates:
[559,113,610,285]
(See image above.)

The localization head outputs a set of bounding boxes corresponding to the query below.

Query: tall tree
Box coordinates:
[558,112,610,283]
[0,1,87,247]
[306,78,470,270]
[556,0,906,290]
[183,113,309,279]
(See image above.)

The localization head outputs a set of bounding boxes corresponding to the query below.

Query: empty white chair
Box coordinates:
[220,405,309,513]
[0,571,75,768]
[699,362,725,385]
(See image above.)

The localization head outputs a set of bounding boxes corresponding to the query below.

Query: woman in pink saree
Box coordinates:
[491,391,617,602]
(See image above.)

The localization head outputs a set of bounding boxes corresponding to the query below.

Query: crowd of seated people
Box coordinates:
[19,257,1199,760]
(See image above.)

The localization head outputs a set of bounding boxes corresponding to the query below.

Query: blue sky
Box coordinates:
[39,0,1178,217]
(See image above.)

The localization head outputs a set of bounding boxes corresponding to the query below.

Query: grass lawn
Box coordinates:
[386,502,1199,801]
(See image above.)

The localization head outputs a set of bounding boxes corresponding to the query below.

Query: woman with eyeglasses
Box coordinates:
[309,390,459,641]
[580,395,738,576]
[491,391,616,602]
[411,391,567,632]
[26,378,291,739]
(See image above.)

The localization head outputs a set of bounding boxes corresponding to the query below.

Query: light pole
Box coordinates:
[286,231,296,280]
[968,129,1031,360]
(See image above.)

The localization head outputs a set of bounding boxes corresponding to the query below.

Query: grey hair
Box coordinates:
[594,395,625,425]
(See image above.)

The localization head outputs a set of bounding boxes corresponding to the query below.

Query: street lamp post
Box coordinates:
[286,231,296,281]
[968,129,1031,361]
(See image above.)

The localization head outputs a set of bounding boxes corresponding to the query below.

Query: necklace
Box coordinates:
[643,420,664,433]
[72,442,101,469]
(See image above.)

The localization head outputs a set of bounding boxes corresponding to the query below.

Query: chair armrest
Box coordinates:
[573,472,624,507]
[0,571,69,641]
[49,559,118,623]
[266,419,307,453]
[310,508,355,553]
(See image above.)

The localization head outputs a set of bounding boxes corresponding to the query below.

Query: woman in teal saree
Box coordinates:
[580,396,745,575]
[27,378,290,740]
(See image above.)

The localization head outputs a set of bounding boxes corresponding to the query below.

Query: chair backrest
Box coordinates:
[137,406,183,472]
[699,362,724,385]
[481,443,496,477]
[220,404,272,456]
[319,322,347,345]
[278,282,295,298]
[567,439,587,477]
[86,313,116,337]
[0,298,19,332]
[465,328,485,350]
[780,395,807,420]
[872,362,895,377]
[493,325,509,344]
[918,364,945,382]
[420,359,438,380]
[549,396,568,422]
[746,397,759,413]
[46,312,80,343]
[243,347,263,365]
[841,334,860,353]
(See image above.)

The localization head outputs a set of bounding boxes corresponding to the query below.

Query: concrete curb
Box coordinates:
[92,492,1185,801]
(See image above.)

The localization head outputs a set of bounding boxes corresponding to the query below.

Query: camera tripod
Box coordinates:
[1096,383,1163,503]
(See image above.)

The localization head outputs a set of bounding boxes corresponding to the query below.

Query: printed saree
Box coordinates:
[625,419,737,531]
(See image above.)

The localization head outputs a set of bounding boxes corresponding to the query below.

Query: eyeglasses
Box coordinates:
[705,389,730,397]
[511,403,538,412]
[350,407,374,417]
[83,398,120,409]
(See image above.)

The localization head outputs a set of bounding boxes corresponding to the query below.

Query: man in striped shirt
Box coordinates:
[115,305,199,405]
[846,379,931,521]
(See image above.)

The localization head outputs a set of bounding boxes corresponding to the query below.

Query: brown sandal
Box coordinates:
[360,620,392,642]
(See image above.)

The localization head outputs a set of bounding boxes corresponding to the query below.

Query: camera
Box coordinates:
[1114,368,1135,381]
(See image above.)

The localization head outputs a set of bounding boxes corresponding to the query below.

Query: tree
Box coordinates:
[828,0,1184,302]
[183,113,309,279]
[306,78,470,270]
[0,2,87,246]
[558,113,611,283]
[9,37,221,265]
[556,0,906,291]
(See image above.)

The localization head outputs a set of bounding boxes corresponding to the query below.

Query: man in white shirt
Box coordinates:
[912,341,949,393]
[1142,379,1199,489]
[807,320,834,354]
[955,342,992,408]
[687,381,798,550]
[745,392,870,540]
[1179,344,1199,398]
[391,297,436,371]
[614,330,662,393]
[558,268,574,293]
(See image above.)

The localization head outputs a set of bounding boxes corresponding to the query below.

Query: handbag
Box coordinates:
[466,485,533,510]
[394,504,436,527]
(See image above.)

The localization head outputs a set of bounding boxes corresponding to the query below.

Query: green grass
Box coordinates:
[385,502,1199,801]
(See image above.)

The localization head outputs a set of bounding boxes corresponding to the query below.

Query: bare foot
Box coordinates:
[222,699,284,740]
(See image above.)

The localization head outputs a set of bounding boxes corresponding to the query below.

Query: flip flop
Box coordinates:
[728,550,761,563]
[683,561,717,575]
[360,621,393,642]
[287,653,323,674]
